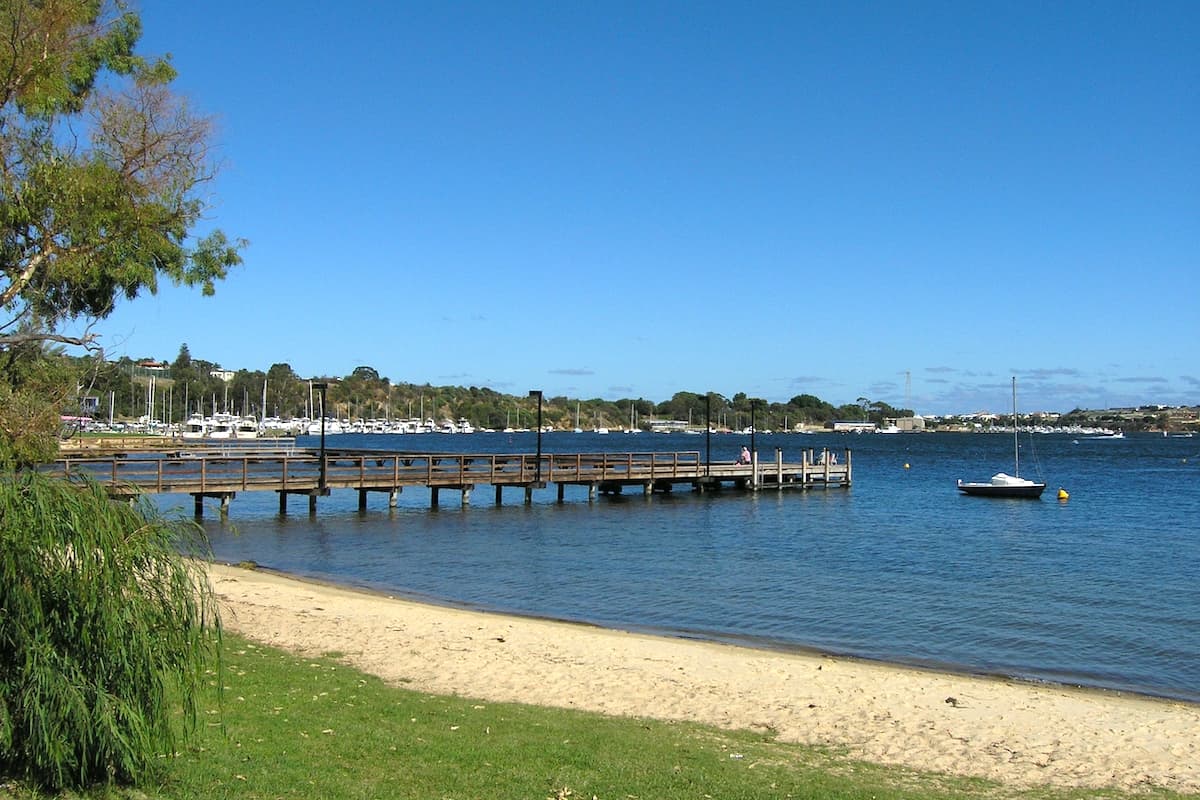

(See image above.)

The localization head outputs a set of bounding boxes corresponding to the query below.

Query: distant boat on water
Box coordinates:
[958,377,1046,499]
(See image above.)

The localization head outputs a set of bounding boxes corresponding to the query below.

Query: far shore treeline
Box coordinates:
[70,344,1189,433]
[73,344,880,431]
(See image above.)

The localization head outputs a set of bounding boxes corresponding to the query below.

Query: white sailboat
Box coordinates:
[957,377,1046,498]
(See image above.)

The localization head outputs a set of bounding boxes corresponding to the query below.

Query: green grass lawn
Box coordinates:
[4,634,1184,800]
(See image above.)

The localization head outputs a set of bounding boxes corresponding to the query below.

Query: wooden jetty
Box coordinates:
[47,446,852,517]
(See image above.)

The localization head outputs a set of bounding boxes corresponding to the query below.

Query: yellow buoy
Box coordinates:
[903,463,910,470]
[1057,487,1069,501]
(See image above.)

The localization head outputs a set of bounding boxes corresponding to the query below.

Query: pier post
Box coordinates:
[557,483,565,503]
[430,487,440,509]
[775,448,783,490]
[389,488,400,508]
[588,483,598,502]
[219,494,231,516]
[461,487,471,506]
[308,494,317,515]
[524,486,533,505]
[751,452,760,491]
[279,491,288,515]
[495,485,503,505]
[643,482,653,497]
[358,490,368,512]
[193,495,203,518]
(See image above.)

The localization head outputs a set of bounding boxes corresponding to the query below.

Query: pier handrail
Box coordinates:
[46,447,848,502]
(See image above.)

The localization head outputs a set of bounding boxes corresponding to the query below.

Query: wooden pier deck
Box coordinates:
[47,447,852,516]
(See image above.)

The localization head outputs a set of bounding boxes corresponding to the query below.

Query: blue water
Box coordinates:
[172,431,1200,702]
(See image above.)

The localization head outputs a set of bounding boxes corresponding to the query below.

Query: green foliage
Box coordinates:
[1,0,243,344]
[0,473,220,790]
[0,343,81,468]
[0,382,59,468]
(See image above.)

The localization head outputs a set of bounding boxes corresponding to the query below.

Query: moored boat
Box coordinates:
[181,412,207,439]
[958,377,1046,499]
[957,472,1045,498]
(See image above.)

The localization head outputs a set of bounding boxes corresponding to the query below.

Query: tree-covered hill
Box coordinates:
[69,344,916,432]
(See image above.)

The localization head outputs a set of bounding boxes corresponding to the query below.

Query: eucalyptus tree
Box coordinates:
[265,362,306,418]
[1,0,244,461]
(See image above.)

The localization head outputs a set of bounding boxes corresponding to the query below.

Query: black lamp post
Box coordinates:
[528,389,543,484]
[705,393,711,476]
[313,382,328,489]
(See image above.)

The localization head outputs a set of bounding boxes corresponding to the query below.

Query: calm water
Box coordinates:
[173,431,1200,702]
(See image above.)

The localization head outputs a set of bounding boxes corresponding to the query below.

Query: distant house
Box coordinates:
[829,421,876,433]
[209,369,235,382]
[887,416,927,432]
[137,359,168,371]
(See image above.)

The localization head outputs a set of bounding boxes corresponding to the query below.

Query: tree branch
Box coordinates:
[0,330,97,348]
[0,246,48,308]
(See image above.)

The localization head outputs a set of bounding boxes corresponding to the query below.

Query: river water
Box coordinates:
[172,430,1200,702]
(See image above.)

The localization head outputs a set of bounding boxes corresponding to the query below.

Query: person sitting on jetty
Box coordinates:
[738,446,751,464]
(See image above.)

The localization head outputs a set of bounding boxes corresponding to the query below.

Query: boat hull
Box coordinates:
[957,480,1046,499]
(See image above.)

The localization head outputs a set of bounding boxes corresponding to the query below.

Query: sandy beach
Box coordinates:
[206,562,1200,793]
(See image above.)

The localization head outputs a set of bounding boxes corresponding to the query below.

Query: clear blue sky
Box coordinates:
[91,1,1198,416]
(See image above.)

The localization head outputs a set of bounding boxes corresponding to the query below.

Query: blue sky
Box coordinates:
[90,2,1197,416]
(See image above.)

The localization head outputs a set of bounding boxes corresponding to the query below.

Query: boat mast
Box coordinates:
[1012,376,1019,478]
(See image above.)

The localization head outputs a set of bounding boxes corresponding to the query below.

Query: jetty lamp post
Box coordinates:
[313,381,328,490]
[529,389,543,484]
[705,393,711,476]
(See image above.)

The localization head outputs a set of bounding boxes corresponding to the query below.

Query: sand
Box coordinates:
[205,562,1200,793]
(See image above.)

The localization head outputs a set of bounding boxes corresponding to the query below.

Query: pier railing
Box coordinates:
[49,450,709,493]
[46,446,851,514]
